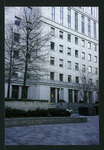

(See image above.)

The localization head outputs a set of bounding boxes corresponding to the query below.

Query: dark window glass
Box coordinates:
[15,16,20,26]
[51,42,55,50]
[12,85,19,98]
[14,33,20,43]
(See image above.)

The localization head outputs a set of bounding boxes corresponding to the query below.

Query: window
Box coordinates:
[12,72,18,77]
[82,77,86,84]
[67,34,71,42]
[51,7,55,21]
[94,44,97,51]
[94,22,96,39]
[68,89,72,102]
[26,53,31,62]
[68,75,71,82]
[67,47,71,55]
[88,42,91,49]
[81,16,84,34]
[50,42,55,50]
[75,63,79,71]
[59,45,63,53]
[59,59,63,67]
[50,57,54,65]
[12,85,19,98]
[75,50,78,57]
[67,61,71,69]
[14,33,20,43]
[51,27,55,36]
[75,12,78,31]
[82,39,85,47]
[88,54,91,61]
[27,7,32,15]
[50,72,54,80]
[15,16,20,26]
[89,79,92,85]
[13,50,19,59]
[89,66,92,73]
[88,19,91,37]
[94,56,97,63]
[21,86,28,99]
[27,21,32,30]
[82,64,85,72]
[75,37,78,44]
[59,73,63,81]
[76,76,79,83]
[95,67,98,75]
[60,7,63,24]
[82,52,85,59]
[59,31,63,39]
[96,80,98,86]
[67,9,71,28]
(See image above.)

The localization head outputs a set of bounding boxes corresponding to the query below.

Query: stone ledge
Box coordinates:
[5,117,87,127]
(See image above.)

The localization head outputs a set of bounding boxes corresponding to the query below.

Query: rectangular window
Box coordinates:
[27,7,32,15]
[75,63,79,71]
[89,66,92,73]
[75,50,78,57]
[12,72,18,77]
[21,86,28,99]
[60,7,63,24]
[67,34,71,42]
[67,47,71,55]
[94,22,96,39]
[59,45,63,53]
[15,16,20,26]
[59,73,63,81]
[51,27,55,36]
[75,37,78,44]
[50,42,55,50]
[82,64,85,72]
[94,44,97,51]
[67,9,71,28]
[68,89,72,102]
[68,75,71,82]
[50,72,54,80]
[13,50,19,59]
[88,19,91,37]
[59,59,63,67]
[26,53,31,62]
[88,42,91,49]
[82,39,85,47]
[94,56,97,63]
[12,85,19,98]
[82,77,86,84]
[67,61,71,69]
[59,31,63,39]
[82,52,85,59]
[88,54,91,61]
[75,12,78,31]
[95,67,98,75]
[27,21,32,30]
[50,57,54,65]
[14,33,20,43]
[76,76,79,83]
[51,7,55,21]
[81,16,84,34]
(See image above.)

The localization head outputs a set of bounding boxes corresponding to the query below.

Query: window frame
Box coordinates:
[50,56,55,65]
[59,59,63,67]
[75,37,78,44]
[50,41,55,50]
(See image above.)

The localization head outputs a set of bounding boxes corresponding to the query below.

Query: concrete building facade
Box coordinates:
[5,7,99,104]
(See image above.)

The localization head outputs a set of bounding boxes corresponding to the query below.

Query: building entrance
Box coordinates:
[50,88,55,103]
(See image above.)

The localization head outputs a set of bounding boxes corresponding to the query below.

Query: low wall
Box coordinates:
[5,116,87,127]
[5,100,49,111]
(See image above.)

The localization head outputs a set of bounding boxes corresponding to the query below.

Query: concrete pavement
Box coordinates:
[5,114,99,145]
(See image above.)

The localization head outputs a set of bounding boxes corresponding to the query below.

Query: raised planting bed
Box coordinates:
[79,107,96,116]
[5,116,87,127]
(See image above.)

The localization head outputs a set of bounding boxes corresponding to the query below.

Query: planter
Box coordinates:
[79,107,96,116]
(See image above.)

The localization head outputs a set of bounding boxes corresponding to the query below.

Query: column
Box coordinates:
[19,86,22,99]
[55,88,58,103]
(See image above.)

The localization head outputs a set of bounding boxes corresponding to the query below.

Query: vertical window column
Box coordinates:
[51,7,55,21]
[67,8,71,28]
[75,12,78,31]
[60,7,63,24]
[81,16,84,34]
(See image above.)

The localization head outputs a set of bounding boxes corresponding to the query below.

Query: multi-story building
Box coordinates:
[5,7,99,104]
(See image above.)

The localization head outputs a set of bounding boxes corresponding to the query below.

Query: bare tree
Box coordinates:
[75,68,98,107]
[5,7,52,99]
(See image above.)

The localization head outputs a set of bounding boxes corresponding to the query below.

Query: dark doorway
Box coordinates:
[50,88,55,103]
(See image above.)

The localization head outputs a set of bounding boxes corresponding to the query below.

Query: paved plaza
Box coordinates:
[5,114,99,145]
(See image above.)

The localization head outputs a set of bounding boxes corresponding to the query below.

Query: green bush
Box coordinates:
[5,107,71,118]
